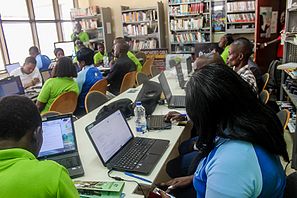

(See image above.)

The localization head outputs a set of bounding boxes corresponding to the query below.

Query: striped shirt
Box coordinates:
[234,65,258,93]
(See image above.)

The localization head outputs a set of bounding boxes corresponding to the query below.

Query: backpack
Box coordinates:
[40,55,52,71]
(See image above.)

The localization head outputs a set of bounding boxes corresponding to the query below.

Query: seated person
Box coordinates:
[49,48,65,70]
[11,56,42,89]
[0,95,79,197]
[94,42,108,66]
[107,42,136,95]
[161,64,288,198]
[213,34,234,64]
[29,46,51,72]
[36,57,79,114]
[76,47,103,111]
[248,57,264,92]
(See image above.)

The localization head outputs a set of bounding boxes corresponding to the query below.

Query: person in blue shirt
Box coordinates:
[29,46,51,72]
[76,47,102,112]
[161,64,289,198]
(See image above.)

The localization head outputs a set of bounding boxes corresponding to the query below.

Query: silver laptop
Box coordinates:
[5,63,20,76]
[38,114,84,178]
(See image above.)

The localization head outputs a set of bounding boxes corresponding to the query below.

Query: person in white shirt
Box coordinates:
[11,57,42,89]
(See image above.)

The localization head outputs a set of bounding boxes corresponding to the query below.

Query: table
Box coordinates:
[74,71,187,197]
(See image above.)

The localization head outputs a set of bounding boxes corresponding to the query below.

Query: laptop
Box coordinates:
[5,63,21,76]
[0,76,38,99]
[170,59,187,89]
[147,115,172,130]
[158,72,186,108]
[186,57,194,76]
[38,114,84,178]
[85,110,170,175]
[54,41,75,57]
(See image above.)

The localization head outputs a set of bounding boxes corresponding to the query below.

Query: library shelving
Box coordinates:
[168,0,212,54]
[71,6,114,52]
[225,0,256,34]
[121,2,166,52]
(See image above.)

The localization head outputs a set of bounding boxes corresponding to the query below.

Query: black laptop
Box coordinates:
[85,110,170,175]
[186,57,194,76]
[170,59,187,89]
[38,114,84,178]
[147,115,172,130]
[158,72,186,108]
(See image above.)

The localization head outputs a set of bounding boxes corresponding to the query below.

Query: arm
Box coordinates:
[36,80,51,112]
[57,168,80,198]
[75,71,86,94]
[36,101,46,112]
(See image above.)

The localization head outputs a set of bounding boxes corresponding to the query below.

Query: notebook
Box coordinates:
[38,114,84,178]
[5,63,21,76]
[147,115,172,130]
[85,110,170,175]
[158,72,186,108]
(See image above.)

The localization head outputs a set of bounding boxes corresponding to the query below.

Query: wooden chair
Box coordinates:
[141,58,154,77]
[48,91,78,114]
[41,111,61,118]
[262,73,269,91]
[89,78,108,94]
[136,72,149,86]
[120,71,136,93]
[277,109,290,130]
[150,65,161,77]
[85,91,108,113]
[259,90,269,104]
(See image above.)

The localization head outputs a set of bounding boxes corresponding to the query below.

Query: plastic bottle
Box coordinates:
[134,101,147,135]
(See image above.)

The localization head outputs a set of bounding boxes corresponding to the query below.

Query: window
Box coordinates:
[2,23,34,64]
[0,0,29,20]
[62,22,74,41]
[32,0,55,20]
[36,23,58,59]
[58,0,74,20]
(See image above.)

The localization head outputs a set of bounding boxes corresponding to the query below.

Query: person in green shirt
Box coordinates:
[0,95,79,197]
[71,23,90,51]
[217,34,234,64]
[94,42,108,66]
[36,57,79,114]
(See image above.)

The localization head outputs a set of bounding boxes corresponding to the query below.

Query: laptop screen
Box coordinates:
[0,76,25,97]
[38,115,76,158]
[158,72,172,101]
[186,57,192,74]
[5,63,21,76]
[54,41,75,57]
[174,62,185,85]
[86,110,133,163]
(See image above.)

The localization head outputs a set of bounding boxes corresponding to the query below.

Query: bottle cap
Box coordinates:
[136,101,142,106]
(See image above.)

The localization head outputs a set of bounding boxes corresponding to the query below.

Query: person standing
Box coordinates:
[29,46,51,72]
[71,23,89,51]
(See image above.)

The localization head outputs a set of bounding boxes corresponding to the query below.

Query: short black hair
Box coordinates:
[114,37,126,44]
[232,37,253,61]
[53,57,77,78]
[76,47,94,65]
[116,42,130,54]
[24,56,37,65]
[54,48,64,56]
[224,34,234,46]
[29,46,39,54]
[0,96,41,141]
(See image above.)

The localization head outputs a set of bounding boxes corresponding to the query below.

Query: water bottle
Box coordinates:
[134,101,147,135]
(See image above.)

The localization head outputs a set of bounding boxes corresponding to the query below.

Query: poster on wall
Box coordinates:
[260,7,272,38]
[271,11,278,34]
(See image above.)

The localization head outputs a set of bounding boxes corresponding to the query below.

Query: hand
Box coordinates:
[164,111,186,123]
[32,78,40,85]
[160,175,193,193]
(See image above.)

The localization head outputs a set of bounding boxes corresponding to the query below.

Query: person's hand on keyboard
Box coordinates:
[164,111,187,123]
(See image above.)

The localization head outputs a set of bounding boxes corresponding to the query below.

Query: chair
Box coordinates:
[150,65,161,77]
[136,72,149,86]
[141,58,154,77]
[135,51,146,65]
[120,71,136,93]
[41,111,61,118]
[259,90,270,104]
[85,91,109,113]
[48,91,78,114]
[89,78,108,94]
[262,73,269,91]
[276,109,290,130]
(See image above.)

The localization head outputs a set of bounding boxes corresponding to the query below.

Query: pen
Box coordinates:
[124,172,153,184]
[180,113,187,117]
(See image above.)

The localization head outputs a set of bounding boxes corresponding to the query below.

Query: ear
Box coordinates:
[238,53,244,61]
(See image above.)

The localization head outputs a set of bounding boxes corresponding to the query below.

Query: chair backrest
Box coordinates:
[150,65,161,77]
[85,91,108,113]
[141,58,154,77]
[41,111,61,118]
[135,51,146,65]
[120,71,136,93]
[136,72,149,86]
[262,73,269,91]
[276,109,290,130]
[89,78,108,94]
[259,90,269,104]
[49,91,78,114]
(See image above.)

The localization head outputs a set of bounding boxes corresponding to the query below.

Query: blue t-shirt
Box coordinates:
[193,138,286,198]
[76,65,102,108]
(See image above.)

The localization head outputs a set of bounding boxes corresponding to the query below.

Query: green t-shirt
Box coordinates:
[94,51,108,65]
[37,77,79,113]
[221,45,230,64]
[71,32,89,43]
[0,148,79,198]
[127,51,142,72]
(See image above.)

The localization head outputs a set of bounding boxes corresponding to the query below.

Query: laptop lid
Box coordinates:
[170,60,186,88]
[38,114,78,159]
[5,63,21,76]
[85,110,134,165]
[0,76,25,97]
[158,72,172,102]
[54,41,75,57]
[186,57,192,75]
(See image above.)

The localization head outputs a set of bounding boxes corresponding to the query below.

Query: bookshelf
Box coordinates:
[71,7,114,52]
[168,0,212,54]
[121,2,166,52]
[225,0,256,34]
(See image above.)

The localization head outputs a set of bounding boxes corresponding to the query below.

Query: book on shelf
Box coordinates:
[122,10,157,23]
[71,6,101,18]
[170,17,204,30]
[169,0,207,3]
[170,32,209,43]
[227,13,255,23]
[123,23,158,36]
[128,39,158,51]
[227,1,255,12]
[169,3,209,15]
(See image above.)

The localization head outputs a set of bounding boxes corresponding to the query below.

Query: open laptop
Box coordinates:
[85,110,170,175]
[186,57,194,76]
[0,76,38,99]
[5,63,21,76]
[170,59,187,89]
[54,41,75,57]
[147,115,172,130]
[158,72,186,108]
[38,114,84,178]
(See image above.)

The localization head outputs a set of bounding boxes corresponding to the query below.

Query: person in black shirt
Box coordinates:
[107,42,136,95]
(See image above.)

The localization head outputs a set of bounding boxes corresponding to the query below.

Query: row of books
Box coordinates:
[122,10,157,23]
[170,17,205,30]
[80,20,101,30]
[170,32,210,43]
[173,45,195,53]
[169,3,209,15]
[128,39,158,51]
[227,13,255,23]
[169,0,208,3]
[70,6,100,18]
[123,24,158,36]
[227,1,255,12]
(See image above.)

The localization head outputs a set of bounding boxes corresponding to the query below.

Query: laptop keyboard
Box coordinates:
[147,115,167,129]
[112,138,155,170]
[172,96,185,106]
[56,156,80,169]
